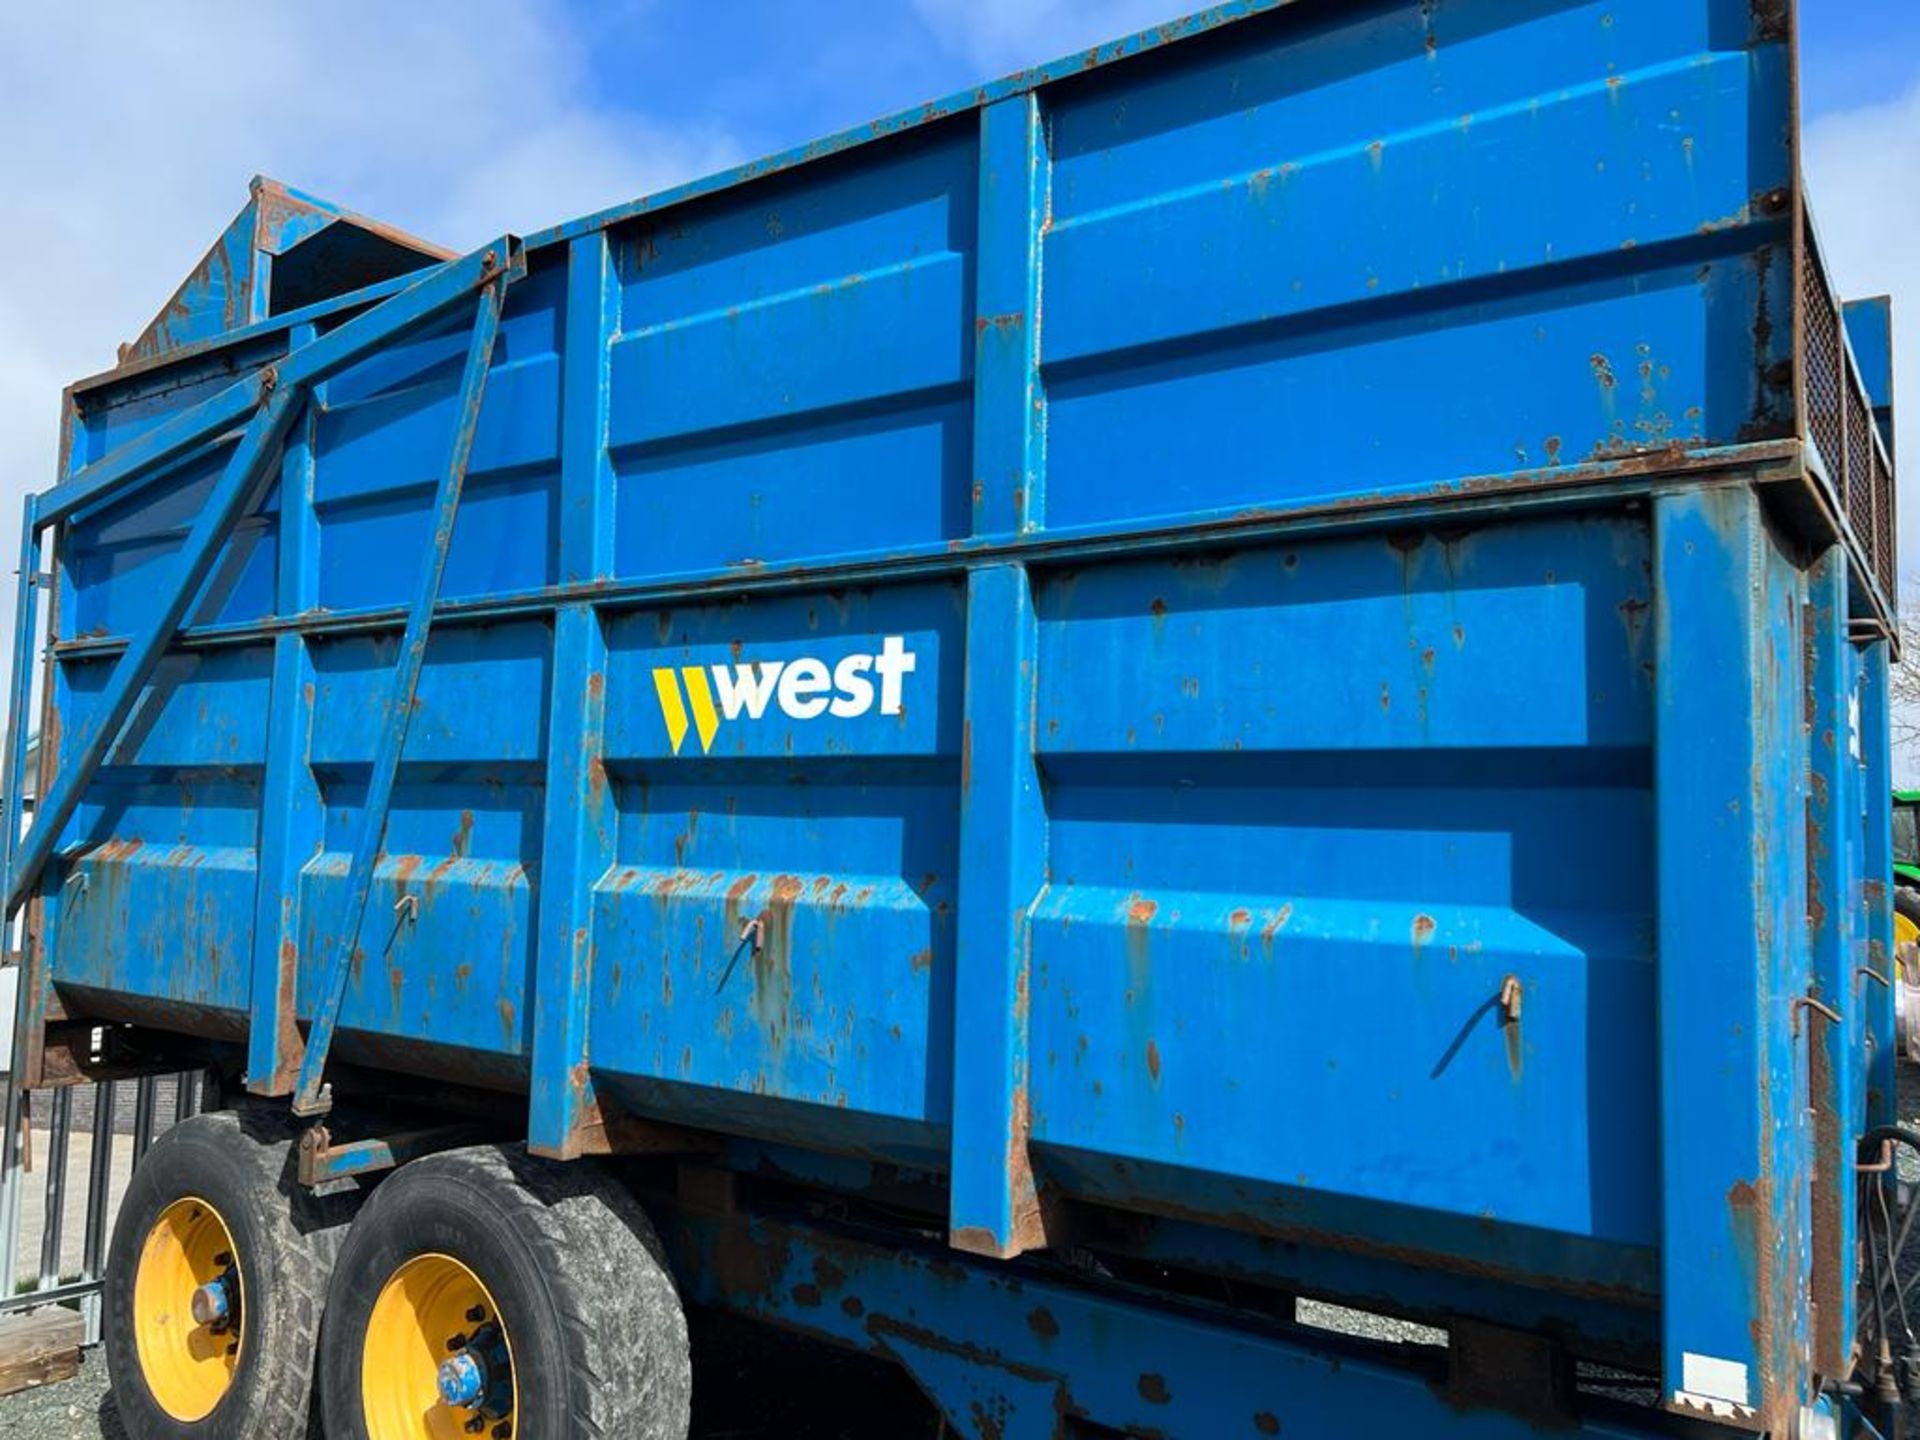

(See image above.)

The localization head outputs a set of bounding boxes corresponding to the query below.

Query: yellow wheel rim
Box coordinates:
[362,1253,517,1440]
[131,1196,243,1422]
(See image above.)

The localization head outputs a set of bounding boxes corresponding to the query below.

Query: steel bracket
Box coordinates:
[296,1121,494,1187]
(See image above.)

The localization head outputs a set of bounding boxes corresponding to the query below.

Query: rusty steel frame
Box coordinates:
[3,240,523,929]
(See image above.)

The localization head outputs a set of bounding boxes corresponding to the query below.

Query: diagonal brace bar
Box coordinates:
[38,237,522,530]
[0,496,44,1273]
[290,277,509,1116]
[0,495,43,908]
[4,385,304,919]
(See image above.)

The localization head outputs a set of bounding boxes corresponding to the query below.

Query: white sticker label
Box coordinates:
[1680,1351,1751,1407]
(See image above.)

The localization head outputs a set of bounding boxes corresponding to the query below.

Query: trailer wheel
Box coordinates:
[319,1144,690,1440]
[104,1107,357,1439]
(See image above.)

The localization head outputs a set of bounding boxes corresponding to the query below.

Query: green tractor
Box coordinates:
[1895,789,1920,919]
[1895,791,1920,1055]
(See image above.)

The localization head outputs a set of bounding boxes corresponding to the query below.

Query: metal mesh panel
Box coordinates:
[1805,216,1897,613]
[1846,352,1875,552]
[1875,444,1897,604]
[1803,239,1845,491]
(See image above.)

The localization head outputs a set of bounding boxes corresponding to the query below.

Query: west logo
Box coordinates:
[651,636,917,755]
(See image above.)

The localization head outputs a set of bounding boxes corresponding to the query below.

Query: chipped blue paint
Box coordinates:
[7,2,1904,1434]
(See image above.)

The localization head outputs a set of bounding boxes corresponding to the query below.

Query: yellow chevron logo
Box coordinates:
[651,666,721,754]
[650,638,918,756]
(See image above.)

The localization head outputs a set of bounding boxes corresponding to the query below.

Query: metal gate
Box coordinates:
[0,1065,204,1342]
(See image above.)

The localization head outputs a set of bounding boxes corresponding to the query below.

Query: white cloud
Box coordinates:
[912,0,1188,71]
[0,0,739,692]
[1804,82,1920,569]
[1804,81,1920,780]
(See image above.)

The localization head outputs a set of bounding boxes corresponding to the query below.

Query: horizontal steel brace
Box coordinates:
[43,442,1806,667]
[0,1276,104,1315]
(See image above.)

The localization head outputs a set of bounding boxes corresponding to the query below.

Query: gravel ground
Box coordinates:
[0,1347,122,1440]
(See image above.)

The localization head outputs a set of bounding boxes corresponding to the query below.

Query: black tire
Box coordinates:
[319,1144,691,1440]
[104,1106,360,1439]
[1895,884,1920,929]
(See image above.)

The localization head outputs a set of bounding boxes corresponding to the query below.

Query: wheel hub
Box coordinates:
[189,1265,238,1328]
[363,1253,516,1440]
[131,1197,244,1422]
[436,1318,511,1415]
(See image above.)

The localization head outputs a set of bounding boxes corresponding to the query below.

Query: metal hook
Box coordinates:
[1792,995,1843,1038]
[713,915,766,996]
[1858,1139,1895,1174]
[394,893,418,924]
[1497,974,1522,1024]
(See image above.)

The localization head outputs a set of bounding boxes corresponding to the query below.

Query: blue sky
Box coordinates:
[571,1,1920,166]
[0,0,1914,741]
[1801,0,1920,117]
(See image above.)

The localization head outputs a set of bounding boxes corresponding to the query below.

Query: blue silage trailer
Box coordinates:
[0,2,1907,1436]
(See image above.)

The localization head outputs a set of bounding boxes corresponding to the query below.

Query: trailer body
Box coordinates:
[6,1,1905,1435]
